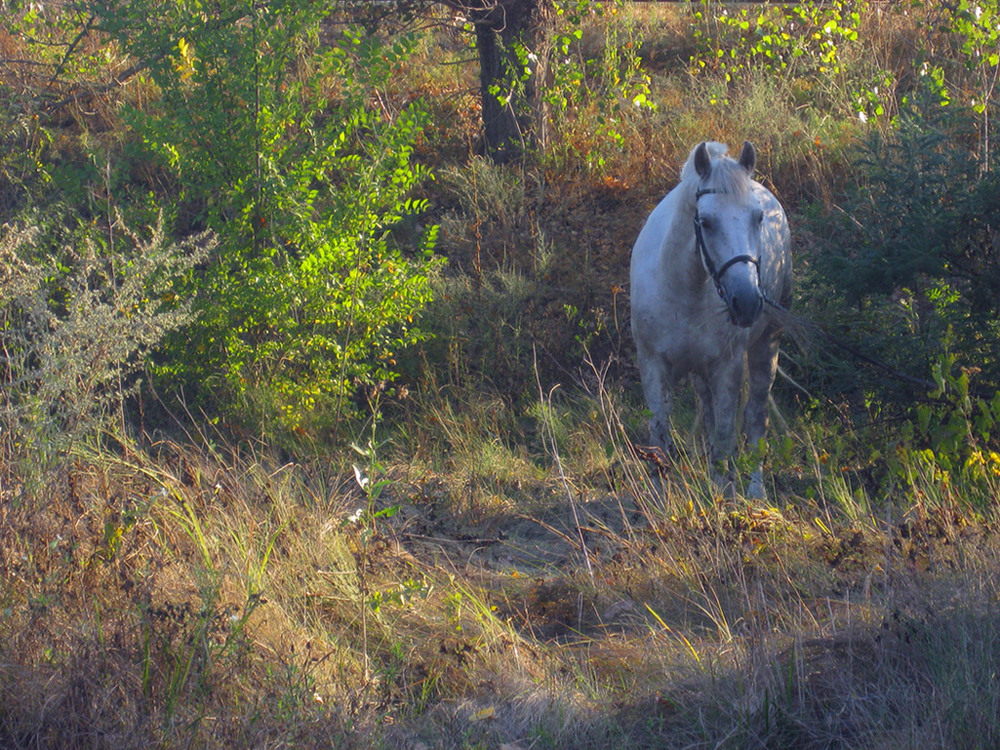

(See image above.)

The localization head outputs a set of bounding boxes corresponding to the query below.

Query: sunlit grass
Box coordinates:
[3,366,1000,747]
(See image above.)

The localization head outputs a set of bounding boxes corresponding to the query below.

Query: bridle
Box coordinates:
[693,187,760,302]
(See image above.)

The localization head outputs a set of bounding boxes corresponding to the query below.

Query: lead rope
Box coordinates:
[761,294,936,390]
[696,187,932,390]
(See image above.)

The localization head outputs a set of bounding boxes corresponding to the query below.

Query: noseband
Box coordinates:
[693,187,760,302]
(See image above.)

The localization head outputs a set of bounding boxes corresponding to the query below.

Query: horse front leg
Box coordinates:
[707,361,743,497]
[638,353,675,455]
[744,332,781,499]
[692,374,715,453]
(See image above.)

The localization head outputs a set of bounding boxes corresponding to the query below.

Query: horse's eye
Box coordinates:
[698,217,712,231]
[753,210,764,226]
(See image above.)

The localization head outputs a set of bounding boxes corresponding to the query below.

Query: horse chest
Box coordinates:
[637,289,740,356]
[642,302,749,380]
[668,326,747,379]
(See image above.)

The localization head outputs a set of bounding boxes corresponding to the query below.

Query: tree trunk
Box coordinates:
[470,0,540,162]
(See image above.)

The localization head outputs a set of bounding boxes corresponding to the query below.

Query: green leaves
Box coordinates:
[952,0,1000,63]
[940,1,1000,166]
[101,0,440,434]
[542,0,655,171]
[689,0,865,82]
[895,350,1000,509]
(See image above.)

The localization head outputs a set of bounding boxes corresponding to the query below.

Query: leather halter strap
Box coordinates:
[693,188,760,301]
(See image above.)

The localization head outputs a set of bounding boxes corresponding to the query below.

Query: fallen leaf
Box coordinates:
[470,706,495,722]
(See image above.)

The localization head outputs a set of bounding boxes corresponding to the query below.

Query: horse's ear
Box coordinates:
[694,142,711,179]
[738,140,756,176]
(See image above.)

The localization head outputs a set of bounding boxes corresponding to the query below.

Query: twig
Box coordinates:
[44,14,96,96]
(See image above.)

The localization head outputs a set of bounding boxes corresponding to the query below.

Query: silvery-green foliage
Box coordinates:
[0,216,213,455]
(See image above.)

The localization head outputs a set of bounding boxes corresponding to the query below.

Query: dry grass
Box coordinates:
[3,386,1000,749]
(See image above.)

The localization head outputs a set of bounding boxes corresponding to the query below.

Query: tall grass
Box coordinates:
[3,345,1000,747]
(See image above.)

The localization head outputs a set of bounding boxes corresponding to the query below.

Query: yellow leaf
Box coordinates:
[174,37,196,81]
[470,707,495,722]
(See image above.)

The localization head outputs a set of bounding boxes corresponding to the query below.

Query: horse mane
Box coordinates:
[679,141,752,200]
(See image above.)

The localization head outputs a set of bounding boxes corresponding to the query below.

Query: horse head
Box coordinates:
[692,140,765,328]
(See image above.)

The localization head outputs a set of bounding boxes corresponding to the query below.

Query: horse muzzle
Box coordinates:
[706,251,763,328]
[723,284,764,328]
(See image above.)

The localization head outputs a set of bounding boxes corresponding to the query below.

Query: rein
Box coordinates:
[693,187,760,302]
[761,294,936,390]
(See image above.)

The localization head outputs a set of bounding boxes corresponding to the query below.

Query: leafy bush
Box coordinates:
[539,0,656,171]
[93,0,441,434]
[895,351,1000,514]
[802,87,1000,404]
[687,0,897,125]
[690,0,863,81]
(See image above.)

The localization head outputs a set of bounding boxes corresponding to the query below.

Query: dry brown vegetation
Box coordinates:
[4,406,1000,748]
[4,2,1000,748]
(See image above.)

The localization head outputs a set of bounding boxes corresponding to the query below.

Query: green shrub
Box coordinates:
[93,0,441,434]
[801,87,1000,406]
[689,0,864,83]
[539,0,656,172]
[895,351,1000,514]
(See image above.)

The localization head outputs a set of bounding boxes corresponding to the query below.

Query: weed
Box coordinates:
[0,216,211,485]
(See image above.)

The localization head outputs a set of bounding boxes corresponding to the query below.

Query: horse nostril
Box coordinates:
[731,296,743,315]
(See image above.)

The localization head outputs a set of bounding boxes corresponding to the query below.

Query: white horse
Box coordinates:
[630,141,792,497]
